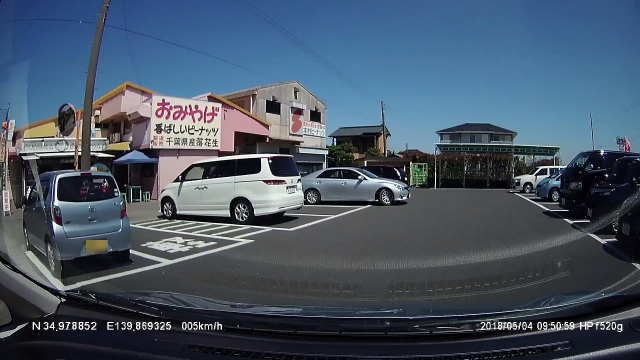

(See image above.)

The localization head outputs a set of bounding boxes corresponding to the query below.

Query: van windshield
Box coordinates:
[57,175,120,202]
[268,157,299,177]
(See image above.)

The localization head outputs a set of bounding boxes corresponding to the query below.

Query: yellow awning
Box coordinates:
[105,141,130,151]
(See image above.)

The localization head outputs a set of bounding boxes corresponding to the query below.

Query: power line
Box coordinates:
[10,18,253,73]
[241,0,373,99]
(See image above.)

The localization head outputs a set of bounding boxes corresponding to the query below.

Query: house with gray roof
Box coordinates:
[329,125,390,159]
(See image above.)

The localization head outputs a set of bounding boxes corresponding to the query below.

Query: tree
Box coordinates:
[366,147,382,158]
[327,143,356,166]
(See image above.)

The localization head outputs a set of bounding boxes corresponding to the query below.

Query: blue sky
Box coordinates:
[1,0,639,161]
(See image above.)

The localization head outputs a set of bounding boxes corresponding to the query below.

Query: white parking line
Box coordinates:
[212,227,250,236]
[549,209,569,212]
[131,224,247,242]
[135,219,170,227]
[287,205,372,231]
[130,249,169,263]
[174,223,216,232]
[63,239,253,290]
[302,204,363,208]
[235,229,272,239]
[156,222,193,230]
[192,224,231,234]
[25,251,64,291]
[287,213,333,217]
[514,192,640,270]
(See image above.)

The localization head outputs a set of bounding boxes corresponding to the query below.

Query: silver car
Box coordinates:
[22,170,131,279]
[302,167,411,205]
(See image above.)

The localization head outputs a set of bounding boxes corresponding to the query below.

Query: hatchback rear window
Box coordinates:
[57,175,120,202]
[268,156,299,177]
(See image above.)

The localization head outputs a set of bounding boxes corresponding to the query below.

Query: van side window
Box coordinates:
[207,160,235,179]
[236,158,261,176]
[183,165,207,181]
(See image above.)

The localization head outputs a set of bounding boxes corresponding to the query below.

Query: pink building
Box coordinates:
[97,82,270,199]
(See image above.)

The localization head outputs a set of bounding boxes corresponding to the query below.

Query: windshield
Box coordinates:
[2,0,640,338]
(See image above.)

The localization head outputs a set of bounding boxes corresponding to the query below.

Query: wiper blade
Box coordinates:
[63,289,163,317]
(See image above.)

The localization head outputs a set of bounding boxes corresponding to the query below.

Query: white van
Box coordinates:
[512,165,565,193]
[159,154,304,224]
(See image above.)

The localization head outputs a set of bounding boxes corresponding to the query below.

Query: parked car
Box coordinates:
[585,156,640,233]
[560,150,640,216]
[22,170,131,279]
[536,172,563,202]
[360,165,408,184]
[302,167,410,206]
[512,166,565,193]
[160,154,303,224]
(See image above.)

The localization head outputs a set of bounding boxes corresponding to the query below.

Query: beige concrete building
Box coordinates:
[222,81,328,175]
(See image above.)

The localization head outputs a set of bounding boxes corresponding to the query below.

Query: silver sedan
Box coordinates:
[301,167,411,206]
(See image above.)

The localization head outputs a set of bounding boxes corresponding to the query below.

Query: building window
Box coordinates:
[293,87,300,100]
[469,135,476,143]
[310,108,321,123]
[490,134,499,142]
[266,99,281,115]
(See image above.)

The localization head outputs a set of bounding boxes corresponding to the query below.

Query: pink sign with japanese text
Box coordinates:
[150,95,222,150]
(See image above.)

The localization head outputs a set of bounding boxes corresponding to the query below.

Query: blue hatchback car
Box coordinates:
[536,172,563,202]
[22,170,131,279]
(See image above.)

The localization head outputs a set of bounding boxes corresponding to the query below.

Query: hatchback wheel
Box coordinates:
[112,249,130,263]
[231,199,254,225]
[378,188,394,206]
[304,189,321,205]
[23,223,32,252]
[549,188,560,202]
[162,198,177,219]
[46,240,63,279]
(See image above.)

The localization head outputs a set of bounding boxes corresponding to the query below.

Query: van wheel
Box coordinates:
[231,199,254,225]
[161,198,176,219]
[46,239,63,280]
[304,189,321,205]
[549,188,560,202]
[378,188,394,206]
[523,183,533,194]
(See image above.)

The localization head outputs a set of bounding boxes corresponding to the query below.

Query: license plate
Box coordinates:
[286,186,296,194]
[86,240,108,254]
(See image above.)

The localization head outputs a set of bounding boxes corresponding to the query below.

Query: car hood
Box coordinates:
[373,178,407,187]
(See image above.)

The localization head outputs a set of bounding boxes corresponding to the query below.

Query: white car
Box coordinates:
[512,166,565,193]
[159,154,303,224]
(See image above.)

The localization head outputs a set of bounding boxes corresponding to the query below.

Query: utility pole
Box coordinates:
[589,112,595,151]
[380,100,386,157]
[80,0,111,170]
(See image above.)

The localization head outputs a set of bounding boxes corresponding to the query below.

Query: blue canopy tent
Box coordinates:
[113,150,159,201]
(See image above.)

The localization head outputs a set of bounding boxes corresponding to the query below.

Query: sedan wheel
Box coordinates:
[378,188,394,206]
[304,189,320,205]
[550,189,560,202]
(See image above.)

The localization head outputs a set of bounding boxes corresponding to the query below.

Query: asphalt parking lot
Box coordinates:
[9,188,640,316]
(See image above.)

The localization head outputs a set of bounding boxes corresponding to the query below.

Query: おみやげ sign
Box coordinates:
[150,95,223,150]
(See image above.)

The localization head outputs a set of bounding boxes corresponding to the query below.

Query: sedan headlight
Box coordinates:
[393,183,404,191]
